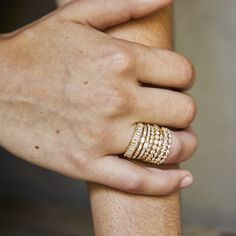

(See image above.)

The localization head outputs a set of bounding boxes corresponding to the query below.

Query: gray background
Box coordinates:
[175,0,236,231]
[0,0,236,235]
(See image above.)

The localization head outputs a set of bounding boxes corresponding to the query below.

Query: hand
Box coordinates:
[0,0,197,195]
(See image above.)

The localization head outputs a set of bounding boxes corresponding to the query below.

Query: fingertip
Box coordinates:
[147,169,192,195]
[164,170,193,193]
[180,174,194,189]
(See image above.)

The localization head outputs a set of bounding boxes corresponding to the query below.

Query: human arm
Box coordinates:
[0,0,196,196]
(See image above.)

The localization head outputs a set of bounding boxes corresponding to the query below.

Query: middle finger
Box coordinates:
[131,87,196,128]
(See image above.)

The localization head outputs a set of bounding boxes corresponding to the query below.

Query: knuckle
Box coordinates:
[124,173,143,193]
[164,184,179,195]
[66,152,88,175]
[75,156,88,172]
[107,45,135,73]
[111,90,129,111]
[157,177,178,195]
[182,95,197,126]
[84,123,110,145]
[104,88,131,117]
[181,58,195,88]
[156,178,172,195]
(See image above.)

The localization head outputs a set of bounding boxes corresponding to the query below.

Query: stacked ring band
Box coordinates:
[124,123,172,165]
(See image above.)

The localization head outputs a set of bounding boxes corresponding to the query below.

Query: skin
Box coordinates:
[90,7,184,235]
[0,0,197,198]
[56,1,196,235]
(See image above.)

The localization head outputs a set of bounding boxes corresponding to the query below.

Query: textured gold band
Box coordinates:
[124,123,144,158]
[124,123,172,165]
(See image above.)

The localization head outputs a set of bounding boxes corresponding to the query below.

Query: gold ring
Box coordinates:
[124,123,172,165]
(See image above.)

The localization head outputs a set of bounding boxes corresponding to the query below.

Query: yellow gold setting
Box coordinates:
[124,123,172,165]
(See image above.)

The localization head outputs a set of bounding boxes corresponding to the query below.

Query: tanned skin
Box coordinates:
[0,0,196,235]
[56,1,183,235]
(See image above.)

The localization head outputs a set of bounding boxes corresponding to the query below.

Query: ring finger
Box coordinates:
[109,122,197,165]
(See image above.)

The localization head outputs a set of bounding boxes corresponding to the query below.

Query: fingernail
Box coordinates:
[180,176,193,189]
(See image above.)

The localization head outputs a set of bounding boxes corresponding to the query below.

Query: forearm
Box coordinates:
[90,8,181,235]
[56,2,181,235]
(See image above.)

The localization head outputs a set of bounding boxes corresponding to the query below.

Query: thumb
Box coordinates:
[58,0,172,30]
